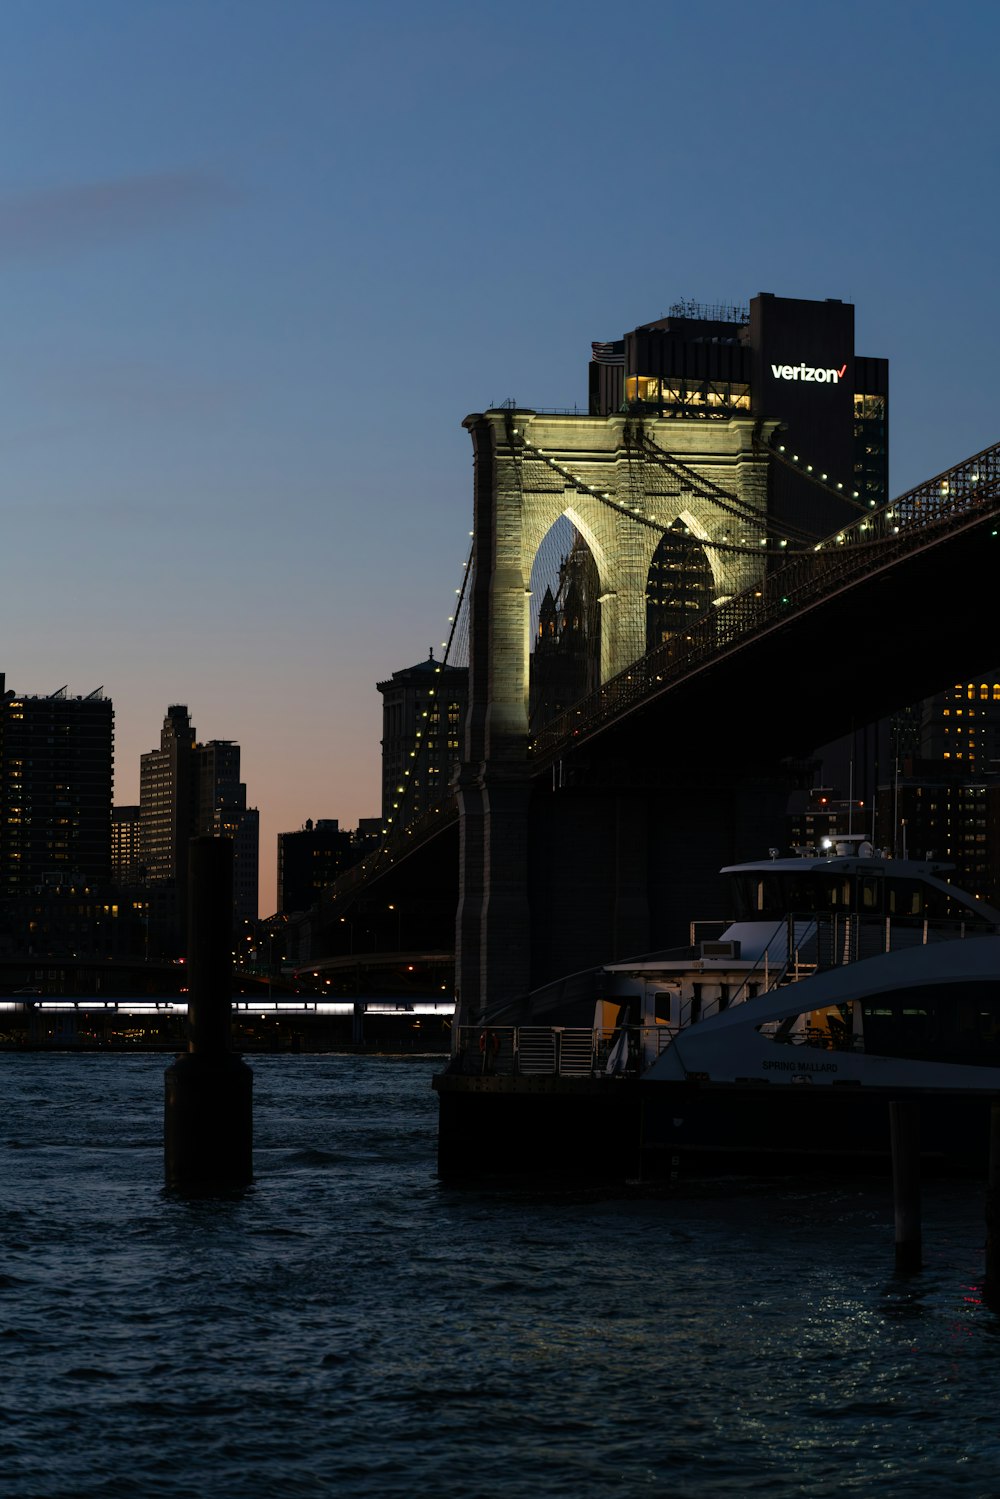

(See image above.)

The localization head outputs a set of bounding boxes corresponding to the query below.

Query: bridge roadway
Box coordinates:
[530,435,1000,772]
[310,438,1000,1010]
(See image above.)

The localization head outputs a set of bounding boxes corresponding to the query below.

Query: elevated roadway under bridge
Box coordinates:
[316,420,1000,1023]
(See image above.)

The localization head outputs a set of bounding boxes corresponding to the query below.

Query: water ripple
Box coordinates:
[1,1054,999,1497]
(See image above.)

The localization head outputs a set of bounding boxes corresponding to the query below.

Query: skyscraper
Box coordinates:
[196,739,259,925]
[139,705,259,952]
[591,292,890,806]
[377,652,468,833]
[920,676,1000,773]
[140,705,196,890]
[111,805,142,885]
[0,675,114,894]
[589,292,889,527]
[276,818,354,914]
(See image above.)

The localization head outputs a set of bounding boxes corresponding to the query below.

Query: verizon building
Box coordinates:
[590,292,888,535]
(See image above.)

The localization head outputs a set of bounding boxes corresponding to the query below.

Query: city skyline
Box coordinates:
[3,1,999,913]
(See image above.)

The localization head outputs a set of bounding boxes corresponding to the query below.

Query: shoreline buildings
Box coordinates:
[0,676,114,895]
[0,675,141,961]
[589,293,888,520]
[138,705,258,955]
[377,650,468,834]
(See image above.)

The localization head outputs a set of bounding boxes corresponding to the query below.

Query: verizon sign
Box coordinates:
[770,361,847,384]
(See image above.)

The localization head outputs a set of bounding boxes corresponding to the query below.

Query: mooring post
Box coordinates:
[164,837,253,1193]
[983,1096,1000,1309]
[889,1097,921,1274]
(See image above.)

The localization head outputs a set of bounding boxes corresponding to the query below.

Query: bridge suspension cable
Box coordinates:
[509,413,812,726]
[759,435,872,514]
[380,540,472,849]
[528,434,1000,764]
[513,418,827,553]
[633,427,824,547]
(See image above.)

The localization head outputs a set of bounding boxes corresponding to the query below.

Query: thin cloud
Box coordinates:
[0,172,237,259]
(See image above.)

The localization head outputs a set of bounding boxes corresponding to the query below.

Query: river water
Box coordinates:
[2,1053,998,1497]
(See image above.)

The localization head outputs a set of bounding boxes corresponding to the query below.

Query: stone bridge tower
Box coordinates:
[456,408,778,1028]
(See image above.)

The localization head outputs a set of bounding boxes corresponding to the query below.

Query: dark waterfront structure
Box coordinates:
[139,706,259,956]
[164,837,252,1194]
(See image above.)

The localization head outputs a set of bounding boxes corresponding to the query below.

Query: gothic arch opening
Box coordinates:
[645,518,715,652]
[528,516,601,729]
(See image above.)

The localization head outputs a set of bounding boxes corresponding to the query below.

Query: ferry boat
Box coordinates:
[435,838,1000,1178]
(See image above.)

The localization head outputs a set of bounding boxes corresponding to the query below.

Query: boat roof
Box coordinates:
[720,854,955,878]
[721,852,1000,923]
[669,935,1000,1035]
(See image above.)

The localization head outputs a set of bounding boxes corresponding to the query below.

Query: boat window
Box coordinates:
[729,875,758,920]
[824,878,852,910]
[858,876,882,912]
[758,1004,854,1050]
[886,880,924,918]
[733,872,857,922]
[652,992,674,1023]
[862,982,1000,1064]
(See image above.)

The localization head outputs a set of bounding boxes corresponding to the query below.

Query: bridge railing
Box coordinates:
[322,798,459,903]
[529,438,1000,764]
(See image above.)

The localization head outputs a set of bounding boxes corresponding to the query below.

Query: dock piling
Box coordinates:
[164,837,253,1194]
[889,1098,922,1274]
[984,1097,1000,1309]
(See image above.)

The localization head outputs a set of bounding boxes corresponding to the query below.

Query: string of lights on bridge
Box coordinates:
[512,426,826,557]
[349,429,1000,894]
[387,423,882,841]
[381,535,474,841]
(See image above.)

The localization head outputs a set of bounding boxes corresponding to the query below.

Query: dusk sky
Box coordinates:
[3,0,998,914]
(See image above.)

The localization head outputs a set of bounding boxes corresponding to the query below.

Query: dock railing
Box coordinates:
[451,1024,676,1079]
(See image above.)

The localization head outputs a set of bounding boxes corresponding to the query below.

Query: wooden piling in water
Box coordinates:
[983,1098,1000,1309]
[889,1098,921,1274]
[164,837,253,1194]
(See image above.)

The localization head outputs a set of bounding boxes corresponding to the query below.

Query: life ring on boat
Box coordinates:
[478,1029,500,1054]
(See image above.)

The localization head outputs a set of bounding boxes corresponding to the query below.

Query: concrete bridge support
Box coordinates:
[456,407,778,1026]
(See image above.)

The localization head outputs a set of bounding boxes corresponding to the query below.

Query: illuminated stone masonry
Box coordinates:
[462,408,776,766]
[455,408,777,1020]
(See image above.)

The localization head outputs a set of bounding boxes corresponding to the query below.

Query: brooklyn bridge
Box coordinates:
[299,404,1000,1028]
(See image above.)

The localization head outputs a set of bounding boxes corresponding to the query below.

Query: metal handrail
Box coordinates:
[450,1023,675,1079]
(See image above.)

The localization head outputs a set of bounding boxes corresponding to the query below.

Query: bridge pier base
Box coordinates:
[164,838,252,1195]
[455,762,533,1028]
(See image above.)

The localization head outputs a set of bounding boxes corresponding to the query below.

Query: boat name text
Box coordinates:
[762,1059,839,1073]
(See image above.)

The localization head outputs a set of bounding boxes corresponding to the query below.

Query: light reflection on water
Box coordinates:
[1,1053,999,1497]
